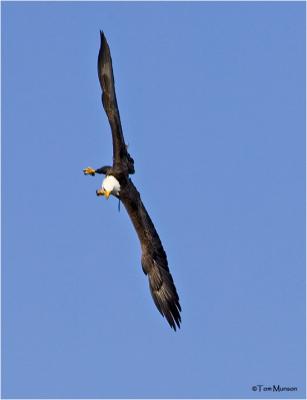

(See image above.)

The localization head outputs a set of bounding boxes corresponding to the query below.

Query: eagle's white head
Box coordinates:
[96,175,120,199]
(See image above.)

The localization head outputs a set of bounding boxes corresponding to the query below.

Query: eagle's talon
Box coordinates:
[83,167,96,176]
[96,188,104,196]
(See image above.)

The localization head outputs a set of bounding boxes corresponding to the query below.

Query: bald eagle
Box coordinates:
[83,32,181,330]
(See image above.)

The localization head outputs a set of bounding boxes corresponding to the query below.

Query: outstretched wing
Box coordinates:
[97,31,134,174]
[120,179,182,330]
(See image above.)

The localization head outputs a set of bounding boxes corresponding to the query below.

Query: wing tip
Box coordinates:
[99,29,104,40]
[169,304,182,331]
[167,313,181,332]
[99,30,108,49]
[150,283,182,331]
[97,30,111,82]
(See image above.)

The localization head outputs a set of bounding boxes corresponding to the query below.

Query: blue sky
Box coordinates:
[2,1,306,398]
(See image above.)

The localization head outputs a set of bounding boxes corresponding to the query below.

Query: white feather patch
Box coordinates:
[102,175,121,196]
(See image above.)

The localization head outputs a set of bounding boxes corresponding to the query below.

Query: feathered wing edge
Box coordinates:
[120,179,182,330]
[97,31,134,173]
[145,253,182,330]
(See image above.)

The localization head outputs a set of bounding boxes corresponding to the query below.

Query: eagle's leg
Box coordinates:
[95,166,112,174]
[83,165,111,176]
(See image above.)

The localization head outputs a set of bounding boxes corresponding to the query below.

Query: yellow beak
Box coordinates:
[104,190,111,199]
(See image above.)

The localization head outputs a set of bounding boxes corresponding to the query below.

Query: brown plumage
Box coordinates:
[85,31,181,330]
